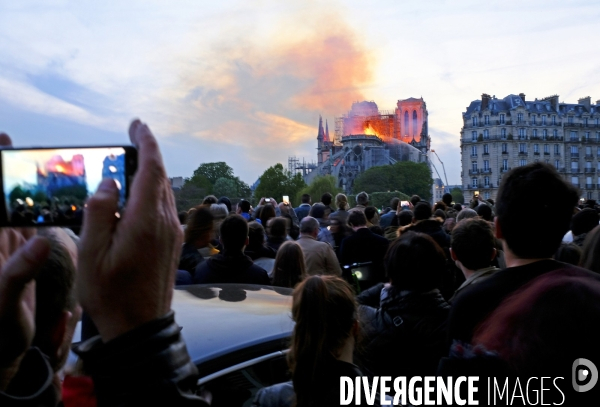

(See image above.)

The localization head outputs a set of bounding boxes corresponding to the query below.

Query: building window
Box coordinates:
[586,161,592,170]
[500,114,505,124]
[532,129,537,138]
[553,129,558,138]
[570,131,578,141]
[568,116,574,124]
[485,115,490,125]
[571,146,579,155]
[472,131,477,141]
[520,159,527,166]
[584,118,589,126]
[501,128,506,138]
[502,159,508,170]
[554,144,560,154]
[552,115,557,125]
[531,115,536,125]
[597,146,600,156]
[483,144,489,154]
[571,176,579,186]
[484,160,490,171]
[542,115,547,125]
[484,176,490,186]
[555,160,560,169]
[544,144,550,154]
[586,146,592,157]
[412,111,417,135]
[484,192,490,199]
[519,143,527,153]
[483,129,489,139]
[472,178,478,188]
[597,132,600,141]
[519,128,526,139]
[585,132,590,141]
[404,111,409,130]
[472,162,478,171]
[471,146,477,156]
[502,143,508,153]
[517,113,524,123]
[534,144,539,153]
[571,161,580,172]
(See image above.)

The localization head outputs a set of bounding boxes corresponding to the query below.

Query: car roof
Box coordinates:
[172,284,294,370]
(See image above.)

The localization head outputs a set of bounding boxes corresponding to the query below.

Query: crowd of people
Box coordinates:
[1,121,600,406]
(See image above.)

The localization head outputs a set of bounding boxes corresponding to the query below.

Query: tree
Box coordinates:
[353,161,433,200]
[296,175,341,205]
[213,177,239,198]
[451,187,465,205]
[191,162,234,185]
[254,163,306,206]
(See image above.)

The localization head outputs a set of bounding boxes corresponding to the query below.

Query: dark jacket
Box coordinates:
[399,218,451,249]
[193,253,270,285]
[357,283,450,379]
[178,242,205,276]
[0,312,208,406]
[339,228,389,284]
[293,204,311,221]
[378,210,396,229]
[448,259,600,344]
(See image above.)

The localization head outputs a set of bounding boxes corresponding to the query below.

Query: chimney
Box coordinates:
[578,96,591,110]
[481,93,491,110]
[519,93,526,103]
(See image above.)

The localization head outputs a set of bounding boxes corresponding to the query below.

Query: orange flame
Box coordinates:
[363,123,379,137]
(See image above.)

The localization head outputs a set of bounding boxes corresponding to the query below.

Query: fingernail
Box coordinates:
[97,178,117,193]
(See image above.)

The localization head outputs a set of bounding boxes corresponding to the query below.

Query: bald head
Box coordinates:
[300,216,320,237]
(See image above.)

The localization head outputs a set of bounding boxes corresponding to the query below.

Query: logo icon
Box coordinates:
[572,358,598,392]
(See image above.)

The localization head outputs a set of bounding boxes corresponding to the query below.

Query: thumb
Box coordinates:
[0,236,50,311]
[81,178,119,245]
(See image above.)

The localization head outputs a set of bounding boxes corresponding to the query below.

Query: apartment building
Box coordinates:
[461,93,600,200]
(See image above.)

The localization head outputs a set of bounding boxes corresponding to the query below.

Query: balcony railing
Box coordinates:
[534,152,540,155]
[470,154,478,157]
[554,152,561,156]
[585,184,596,189]
[544,152,550,155]
[557,168,567,172]
[468,169,480,175]
[585,155,595,159]
[585,168,596,173]
[481,168,492,174]
[502,150,509,155]
[564,122,600,128]
[500,167,511,173]
[518,151,528,156]
[571,168,581,173]
[571,153,580,158]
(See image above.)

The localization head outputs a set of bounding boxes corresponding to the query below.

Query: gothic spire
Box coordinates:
[317,115,324,140]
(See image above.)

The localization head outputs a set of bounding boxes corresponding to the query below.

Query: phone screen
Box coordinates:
[0,146,135,227]
[283,195,289,204]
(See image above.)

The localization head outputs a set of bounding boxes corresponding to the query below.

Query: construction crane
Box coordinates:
[430,149,449,188]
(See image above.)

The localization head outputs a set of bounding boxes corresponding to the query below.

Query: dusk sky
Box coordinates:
[1,1,599,187]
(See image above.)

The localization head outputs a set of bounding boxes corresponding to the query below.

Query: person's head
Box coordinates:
[474,273,600,377]
[348,211,367,228]
[278,201,291,216]
[442,193,453,206]
[272,241,306,288]
[301,194,311,204]
[413,201,432,221]
[355,191,369,206]
[288,275,357,406]
[218,196,232,213]
[34,228,79,372]
[246,221,266,251]
[335,193,348,211]
[496,163,579,259]
[219,214,249,253]
[553,243,582,266]
[390,197,400,211]
[410,195,421,207]
[397,210,413,227]
[580,225,600,273]
[475,204,493,222]
[453,203,462,212]
[443,217,456,234]
[434,209,447,221]
[238,199,251,213]
[184,205,214,247]
[571,208,599,236]
[450,218,496,271]
[267,217,289,241]
[202,195,218,205]
[210,203,229,239]
[178,211,188,225]
[384,232,446,290]
[259,203,277,226]
[300,216,320,238]
[321,192,333,206]
[309,203,326,220]
[456,208,477,222]
[364,206,379,225]
[433,201,447,212]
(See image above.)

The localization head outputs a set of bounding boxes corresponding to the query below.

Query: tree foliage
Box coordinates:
[296,175,341,205]
[353,161,433,200]
[213,177,239,198]
[451,187,465,205]
[254,163,306,207]
[191,162,234,185]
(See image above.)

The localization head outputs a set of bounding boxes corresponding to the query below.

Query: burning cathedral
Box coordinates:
[299,98,431,193]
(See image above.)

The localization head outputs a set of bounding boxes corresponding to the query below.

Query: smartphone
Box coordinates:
[0,146,137,227]
[282,195,289,205]
[400,201,409,207]
[474,190,480,197]
[265,198,271,203]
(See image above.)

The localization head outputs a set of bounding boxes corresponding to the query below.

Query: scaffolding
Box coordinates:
[288,156,317,176]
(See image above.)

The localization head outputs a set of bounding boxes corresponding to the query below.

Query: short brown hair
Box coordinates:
[451,218,495,270]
